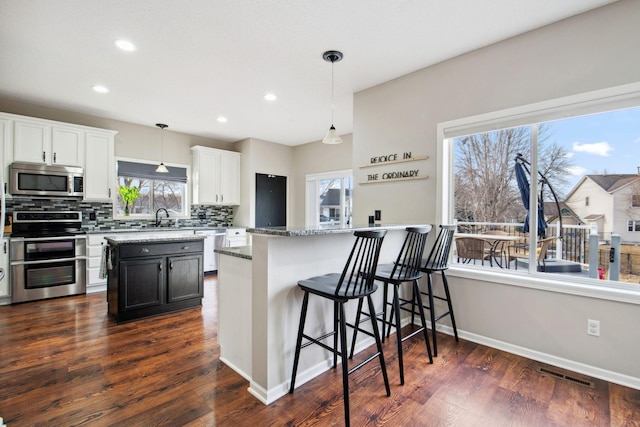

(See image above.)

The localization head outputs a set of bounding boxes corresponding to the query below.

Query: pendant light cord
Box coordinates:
[331,59,335,125]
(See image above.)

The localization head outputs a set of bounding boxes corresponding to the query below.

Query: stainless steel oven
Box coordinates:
[10,211,86,303]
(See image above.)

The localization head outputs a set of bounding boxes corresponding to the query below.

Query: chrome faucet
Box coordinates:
[155,208,169,227]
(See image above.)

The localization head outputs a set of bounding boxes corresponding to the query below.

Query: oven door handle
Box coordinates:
[10,256,88,266]
[10,235,87,242]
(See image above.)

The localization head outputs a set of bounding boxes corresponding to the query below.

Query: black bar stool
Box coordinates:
[419,224,458,356]
[289,230,390,427]
[349,226,433,385]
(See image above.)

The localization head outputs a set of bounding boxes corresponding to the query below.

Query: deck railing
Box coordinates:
[455,221,640,279]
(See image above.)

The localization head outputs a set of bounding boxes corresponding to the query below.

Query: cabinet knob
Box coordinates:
[43,151,46,162]
[221,194,224,202]
[170,262,173,270]
[140,248,149,253]
[54,152,57,163]
[159,263,163,271]
[181,246,189,250]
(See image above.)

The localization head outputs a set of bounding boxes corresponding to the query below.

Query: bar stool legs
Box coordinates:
[423,269,458,356]
[420,225,458,357]
[289,230,390,427]
[290,291,390,427]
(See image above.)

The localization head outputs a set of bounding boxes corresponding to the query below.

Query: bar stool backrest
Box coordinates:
[390,226,432,280]
[336,229,387,297]
[423,225,456,271]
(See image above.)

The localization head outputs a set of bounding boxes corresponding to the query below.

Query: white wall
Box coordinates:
[352,0,640,385]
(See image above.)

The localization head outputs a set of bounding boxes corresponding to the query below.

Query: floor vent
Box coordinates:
[536,367,595,388]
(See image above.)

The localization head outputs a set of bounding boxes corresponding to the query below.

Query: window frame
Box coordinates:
[305,169,353,228]
[436,82,640,305]
[114,157,191,220]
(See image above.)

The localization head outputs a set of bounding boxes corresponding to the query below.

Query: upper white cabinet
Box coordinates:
[84,130,116,201]
[0,113,117,200]
[191,146,240,205]
[13,119,84,166]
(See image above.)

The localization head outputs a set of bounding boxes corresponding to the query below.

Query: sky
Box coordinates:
[544,106,640,194]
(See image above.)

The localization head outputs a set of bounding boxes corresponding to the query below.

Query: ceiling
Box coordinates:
[0,0,616,146]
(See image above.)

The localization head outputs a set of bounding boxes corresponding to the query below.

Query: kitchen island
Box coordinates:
[216,224,428,405]
[105,233,205,323]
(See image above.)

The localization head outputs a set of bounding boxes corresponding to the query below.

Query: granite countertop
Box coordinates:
[105,233,205,245]
[215,245,252,260]
[246,223,429,237]
[85,226,230,234]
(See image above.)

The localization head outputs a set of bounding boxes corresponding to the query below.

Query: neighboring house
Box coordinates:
[543,201,582,227]
[564,174,640,243]
[319,188,352,223]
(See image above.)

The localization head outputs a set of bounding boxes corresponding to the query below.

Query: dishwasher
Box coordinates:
[195,230,226,273]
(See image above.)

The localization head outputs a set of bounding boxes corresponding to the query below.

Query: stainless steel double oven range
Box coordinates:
[10,211,86,303]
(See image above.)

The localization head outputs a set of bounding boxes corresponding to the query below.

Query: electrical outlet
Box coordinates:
[587,319,600,336]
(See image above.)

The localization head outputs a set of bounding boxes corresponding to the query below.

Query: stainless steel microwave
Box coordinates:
[9,162,84,197]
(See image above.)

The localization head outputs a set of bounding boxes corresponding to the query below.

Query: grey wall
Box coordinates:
[234,137,294,227]
[290,134,353,227]
[353,0,640,225]
[352,0,640,383]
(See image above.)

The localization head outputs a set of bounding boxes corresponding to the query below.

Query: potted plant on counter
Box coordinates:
[119,185,140,216]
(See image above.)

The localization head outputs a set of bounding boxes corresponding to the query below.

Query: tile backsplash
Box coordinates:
[6,198,235,230]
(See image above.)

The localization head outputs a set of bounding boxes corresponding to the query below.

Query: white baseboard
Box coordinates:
[86,284,106,293]
[219,356,252,382]
[432,323,640,390]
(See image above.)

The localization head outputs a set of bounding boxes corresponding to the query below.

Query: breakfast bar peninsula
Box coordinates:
[216,224,428,405]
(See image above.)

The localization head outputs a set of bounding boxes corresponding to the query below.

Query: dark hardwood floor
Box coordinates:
[0,275,638,426]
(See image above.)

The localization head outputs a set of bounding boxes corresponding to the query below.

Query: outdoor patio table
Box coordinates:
[455,233,521,268]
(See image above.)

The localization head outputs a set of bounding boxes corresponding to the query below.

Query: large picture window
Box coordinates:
[115,159,189,218]
[439,83,640,293]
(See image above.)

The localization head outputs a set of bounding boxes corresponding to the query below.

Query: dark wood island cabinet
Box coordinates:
[105,234,205,323]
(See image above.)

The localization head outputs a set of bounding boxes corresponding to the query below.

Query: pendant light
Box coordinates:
[155,123,169,173]
[322,50,343,144]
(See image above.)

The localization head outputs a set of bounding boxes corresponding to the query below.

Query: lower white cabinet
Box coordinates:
[0,237,10,304]
[87,233,114,292]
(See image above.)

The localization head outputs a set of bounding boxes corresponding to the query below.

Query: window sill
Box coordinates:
[448,265,640,305]
[113,215,190,221]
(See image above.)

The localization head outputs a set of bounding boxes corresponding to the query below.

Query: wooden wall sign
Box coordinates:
[359,152,429,185]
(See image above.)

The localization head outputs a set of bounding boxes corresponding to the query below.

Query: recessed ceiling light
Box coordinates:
[217,116,228,123]
[115,39,136,51]
[264,93,277,101]
[92,85,109,93]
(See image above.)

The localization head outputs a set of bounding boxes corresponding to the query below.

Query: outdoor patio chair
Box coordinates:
[508,237,556,270]
[455,237,492,265]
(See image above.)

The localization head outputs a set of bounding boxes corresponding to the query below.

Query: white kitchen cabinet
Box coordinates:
[13,119,84,166]
[191,146,240,205]
[0,113,117,200]
[84,131,116,201]
[0,117,10,191]
[0,237,11,304]
[86,233,115,292]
